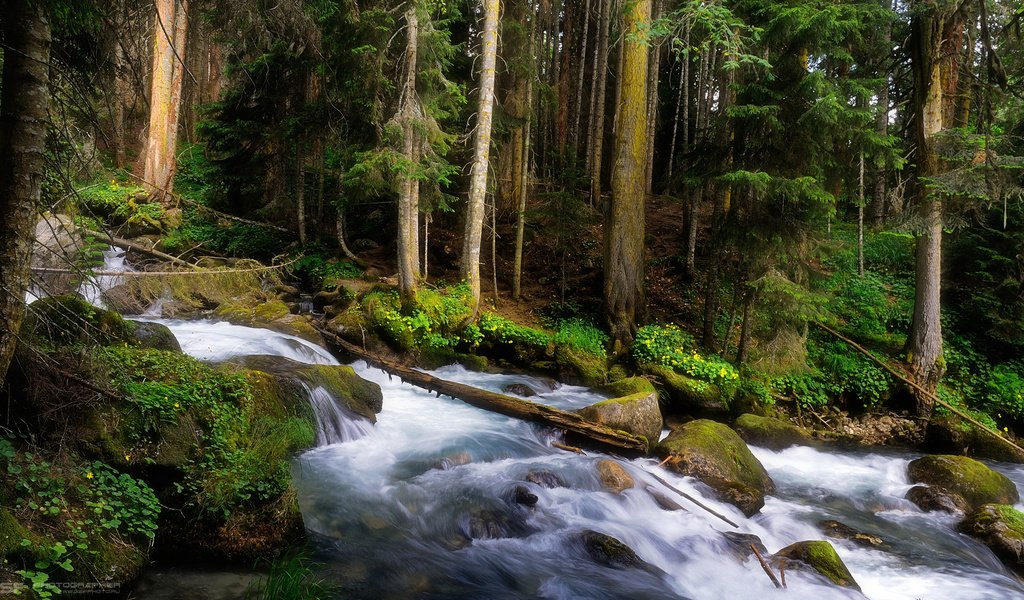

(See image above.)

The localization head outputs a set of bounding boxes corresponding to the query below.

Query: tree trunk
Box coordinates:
[0,0,51,384]
[871,74,889,227]
[736,284,755,365]
[142,0,189,197]
[907,0,955,413]
[589,0,612,204]
[513,25,535,301]
[571,0,592,156]
[604,0,650,348]
[643,0,663,195]
[858,150,865,277]
[398,4,421,303]
[296,139,307,245]
[462,0,500,315]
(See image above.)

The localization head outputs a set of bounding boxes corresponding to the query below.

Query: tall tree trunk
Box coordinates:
[513,21,536,301]
[142,0,189,197]
[871,74,889,227]
[589,0,612,204]
[907,0,957,413]
[571,0,591,157]
[398,3,421,302]
[462,0,500,315]
[701,68,733,349]
[604,0,650,348]
[858,150,865,277]
[296,139,307,245]
[557,0,574,153]
[0,0,51,384]
[643,0,663,195]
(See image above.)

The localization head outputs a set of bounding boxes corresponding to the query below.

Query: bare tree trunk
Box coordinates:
[0,0,51,384]
[462,0,500,315]
[397,3,421,302]
[571,0,592,156]
[871,74,889,227]
[589,0,612,204]
[736,284,755,365]
[666,27,689,186]
[643,0,663,195]
[513,22,536,301]
[142,0,189,197]
[858,150,865,276]
[296,139,307,245]
[604,0,650,348]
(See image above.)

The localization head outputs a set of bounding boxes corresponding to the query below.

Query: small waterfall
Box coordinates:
[304,383,374,445]
[78,246,132,308]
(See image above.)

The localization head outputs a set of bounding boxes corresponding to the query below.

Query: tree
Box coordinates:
[141,0,189,197]
[397,2,422,302]
[0,0,52,384]
[604,0,651,347]
[461,0,500,315]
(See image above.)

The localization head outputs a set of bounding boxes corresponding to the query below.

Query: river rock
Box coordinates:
[526,470,566,488]
[772,540,860,591]
[457,508,531,541]
[643,365,729,417]
[959,504,1024,575]
[227,355,383,421]
[214,299,325,345]
[906,455,1019,513]
[572,530,659,574]
[554,345,607,387]
[597,376,656,398]
[720,531,768,561]
[20,295,135,346]
[503,383,537,397]
[597,459,635,493]
[510,485,538,506]
[923,415,1024,464]
[733,413,813,450]
[905,485,970,513]
[130,320,182,352]
[578,391,662,449]
[819,520,889,549]
[656,419,775,516]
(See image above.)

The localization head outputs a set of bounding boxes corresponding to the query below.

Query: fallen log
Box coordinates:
[85,229,197,269]
[317,327,648,454]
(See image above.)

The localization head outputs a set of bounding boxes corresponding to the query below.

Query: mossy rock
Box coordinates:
[644,365,729,417]
[130,321,182,352]
[923,415,1024,464]
[597,376,655,398]
[214,299,324,345]
[959,504,1024,575]
[578,391,662,450]
[656,419,774,516]
[733,413,813,450]
[0,508,47,564]
[21,295,135,346]
[554,346,606,387]
[906,454,1019,512]
[772,540,860,591]
[572,530,660,575]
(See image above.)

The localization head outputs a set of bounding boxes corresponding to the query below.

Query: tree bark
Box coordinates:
[589,0,612,204]
[142,0,189,198]
[296,139,307,245]
[0,0,51,385]
[462,0,500,315]
[513,22,536,301]
[398,3,421,303]
[604,0,650,348]
[907,0,955,412]
[643,0,663,195]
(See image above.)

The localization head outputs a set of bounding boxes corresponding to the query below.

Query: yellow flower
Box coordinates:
[85,472,94,479]
[124,453,131,461]
[719,367,728,378]
[173,402,180,408]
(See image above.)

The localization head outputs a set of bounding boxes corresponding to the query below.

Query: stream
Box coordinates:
[145,318,1024,600]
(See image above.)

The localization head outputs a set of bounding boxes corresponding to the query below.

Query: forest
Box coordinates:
[1,0,1024,597]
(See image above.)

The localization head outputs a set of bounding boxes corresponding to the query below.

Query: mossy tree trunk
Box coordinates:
[141,0,189,197]
[0,0,51,384]
[461,0,500,315]
[604,0,650,348]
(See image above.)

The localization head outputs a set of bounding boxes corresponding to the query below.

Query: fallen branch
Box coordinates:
[84,229,197,270]
[635,465,740,529]
[552,442,585,454]
[751,544,784,589]
[813,322,1024,457]
[317,327,648,453]
[31,257,298,277]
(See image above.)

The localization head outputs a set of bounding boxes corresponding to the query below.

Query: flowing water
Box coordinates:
[151,320,1024,599]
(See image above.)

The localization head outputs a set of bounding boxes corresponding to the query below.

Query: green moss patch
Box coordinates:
[774,540,860,590]
[907,455,1019,510]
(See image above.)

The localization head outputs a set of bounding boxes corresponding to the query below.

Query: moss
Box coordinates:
[657,419,774,516]
[907,455,1019,509]
[773,540,859,589]
[995,504,1024,535]
[214,298,291,324]
[645,365,728,415]
[21,295,136,347]
[0,509,46,562]
[732,413,812,450]
[598,376,655,398]
[555,345,606,387]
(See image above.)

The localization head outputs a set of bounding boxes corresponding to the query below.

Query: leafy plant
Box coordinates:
[633,324,739,390]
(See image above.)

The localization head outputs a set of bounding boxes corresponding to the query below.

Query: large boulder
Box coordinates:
[923,416,1024,464]
[656,419,775,516]
[227,355,383,421]
[31,213,86,296]
[733,413,813,450]
[772,540,860,591]
[959,504,1024,575]
[905,455,1019,513]
[578,391,663,449]
[596,459,635,493]
[130,320,181,352]
[21,295,135,346]
[554,346,607,387]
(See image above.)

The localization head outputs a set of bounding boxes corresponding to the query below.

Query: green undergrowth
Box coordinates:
[290,247,362,291]
[244,550,334,600]
[99,347,313,518]
[0,438,157,599]
[633,324,739,396]
[76,175,166,234]
[162,206,291,260]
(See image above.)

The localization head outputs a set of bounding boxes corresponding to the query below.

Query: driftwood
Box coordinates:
[85,229,197,269]
[317,327,648,453]
[635,464,740,528]
[813,321,1024,457]
[751,544,784,589]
